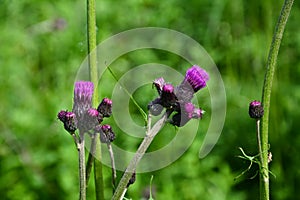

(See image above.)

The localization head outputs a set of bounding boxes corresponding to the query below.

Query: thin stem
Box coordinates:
[112,113,168,200]
[86,134,97,183]
[107,143,117,192]
[87,0,105,199]
[260,0,294,199]
[78,134,86,200]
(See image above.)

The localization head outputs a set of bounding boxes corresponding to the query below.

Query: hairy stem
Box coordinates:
[107,143,117,192]
[260,0,294,199]
[78,134,86,200]
[112,113,168,200]
[256,120,263,167]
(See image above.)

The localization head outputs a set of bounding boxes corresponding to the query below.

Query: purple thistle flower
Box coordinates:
[183,65,209,92]
[249,100,264,119]
[149,65,209,127]
[97,98,113,117]
[72,81,94,118]
[72,81,97,133]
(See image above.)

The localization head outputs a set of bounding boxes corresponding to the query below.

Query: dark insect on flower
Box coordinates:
[249,100,264,119]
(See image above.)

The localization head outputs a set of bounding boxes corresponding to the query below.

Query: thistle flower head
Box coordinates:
[72,81,94,117]
[249,100,264,119]
[183,65,209,92]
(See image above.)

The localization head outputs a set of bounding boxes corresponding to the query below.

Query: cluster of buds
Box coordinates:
[148,65,209,127]
[58,81,115,143]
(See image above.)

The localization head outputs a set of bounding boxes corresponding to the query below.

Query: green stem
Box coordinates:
[112,113,168,200]
[260,0,293,199]
[87,0,105,199]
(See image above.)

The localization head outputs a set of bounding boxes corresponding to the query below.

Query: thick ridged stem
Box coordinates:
[260,0,294,199]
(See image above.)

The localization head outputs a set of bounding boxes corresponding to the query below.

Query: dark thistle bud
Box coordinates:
[57,110,77,133]
[97,124,116,143]
[153,77,166,95]
[97,98,112,117]
[160,84,177,108]
[249,100,264,119]
[64,112,77,132]
[58,110,68,122]
[148,98,163,116]
[127,172,136,188]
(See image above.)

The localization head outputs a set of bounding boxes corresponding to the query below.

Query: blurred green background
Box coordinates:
[1,0,300,199]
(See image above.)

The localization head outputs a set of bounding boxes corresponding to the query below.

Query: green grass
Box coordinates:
[1,0,300,199]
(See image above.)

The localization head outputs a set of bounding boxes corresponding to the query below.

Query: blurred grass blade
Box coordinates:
[107,66,148,123]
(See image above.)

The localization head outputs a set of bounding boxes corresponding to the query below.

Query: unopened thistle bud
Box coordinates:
[160,84,177,108]
[57,110,77,133]
[249,100,264,119]
[97,98,113,117]
[97,124,116,143]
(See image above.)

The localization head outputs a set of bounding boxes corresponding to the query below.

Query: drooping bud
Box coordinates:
[249,100,264,119]
[97,98,113,117]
